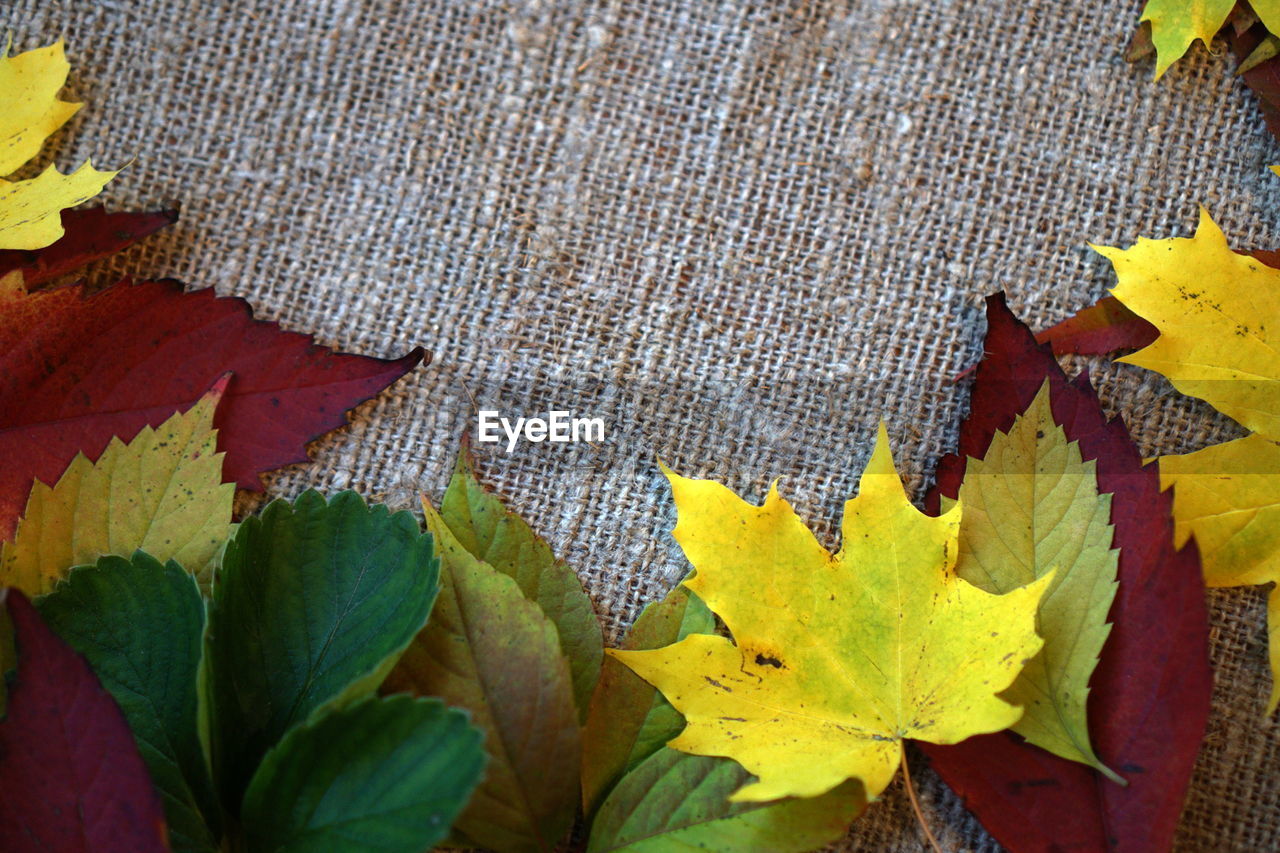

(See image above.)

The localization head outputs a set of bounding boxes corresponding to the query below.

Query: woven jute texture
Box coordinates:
[8,0,1280,849]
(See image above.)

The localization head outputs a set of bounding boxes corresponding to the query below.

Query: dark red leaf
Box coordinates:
[0,590,168,853]
[0,207,178,289]
[1230,21,1280,142]
[0,276,424,536]
[921,293,1212,853]
[1033,250,1280,358]
[1034,296,1158,356]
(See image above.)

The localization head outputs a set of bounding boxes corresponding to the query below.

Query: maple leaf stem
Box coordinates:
[901,742,943,853]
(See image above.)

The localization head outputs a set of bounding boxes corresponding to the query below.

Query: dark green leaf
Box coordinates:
[581,584,712,817]
[208,490,438,811]
[384,505,580,853]
[587,749,864,853]
[241,695,485,853]
[440,450,602,718]
[36,551,220,853]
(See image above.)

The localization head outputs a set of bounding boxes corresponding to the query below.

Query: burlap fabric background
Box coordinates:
[7,0,1279,849]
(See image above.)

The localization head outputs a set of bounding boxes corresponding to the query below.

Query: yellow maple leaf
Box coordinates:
[612,425,1052,803]
[1159,434,1280,711]
[0,379,233,595]
[1139,0,1236,79]
[1095,208,1280,441]
[1097,206,1280,714]
[0,39,117,250]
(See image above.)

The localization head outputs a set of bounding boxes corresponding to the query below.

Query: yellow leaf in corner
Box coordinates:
[612,425,1052,803]
[1139,0,1235,79]
[0,39,81,175]
[1252,2,1280,38]
[1159,434,1280,712]
[948,383,1122,782]
[1095,208,1280,440]
[0,161,118,250]
[0,379,234,595]
[0,40,118,250]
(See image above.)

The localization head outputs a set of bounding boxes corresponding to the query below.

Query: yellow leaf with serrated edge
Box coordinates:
[611,424,1052,803]
[1139,0,1235,79]
[1159,434,1280,711]
[947,383,1122,781]
[1095,208,1280,441]
[0,40,118,250]
[0,40,81,175]
[0,379,233,595]
[0,161,118,250]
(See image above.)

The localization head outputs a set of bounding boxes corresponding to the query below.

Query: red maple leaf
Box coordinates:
[921,293,1212,852]
[0,589,168,853]
[0,207,178,289]
[0,276,423,536]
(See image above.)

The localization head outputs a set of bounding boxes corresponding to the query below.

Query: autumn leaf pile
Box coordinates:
[4,28,1280,853]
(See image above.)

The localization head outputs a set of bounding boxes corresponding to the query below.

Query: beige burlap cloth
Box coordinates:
[7,0,1279,849]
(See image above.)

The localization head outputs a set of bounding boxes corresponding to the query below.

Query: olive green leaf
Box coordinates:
[440,449,602,718]
[383,499,581,853]
[581,583,712,817]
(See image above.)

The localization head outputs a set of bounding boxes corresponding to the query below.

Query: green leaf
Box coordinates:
[383,501,580,853]
[241,694,485,853]
[587,749,864,853]
[581,583,712,817]
[208,490,438,811]
[948,382,1121,781]
[440,449,602,718]
[35,551,220,853]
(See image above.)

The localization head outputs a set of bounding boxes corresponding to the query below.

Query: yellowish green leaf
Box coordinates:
[1159,434,1280,711]
[949,382,1121,781]
[0,380,233,595]
[1238,32,1280,75]
[1096,208,1280,440]
[1140,0,1235,79]
[612,424,1052,803]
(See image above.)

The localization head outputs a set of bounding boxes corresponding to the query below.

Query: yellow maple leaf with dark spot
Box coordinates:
[613,425,1051,802]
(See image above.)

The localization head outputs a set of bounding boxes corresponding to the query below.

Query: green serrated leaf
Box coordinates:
[949,382,1121,781]
[587,748,864,853]
[241,694,485,853]
[581,583,712,817]
[440,449,602,719]
[36,551,220,853]
[383,501,581,853]
[208,490,439,811]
